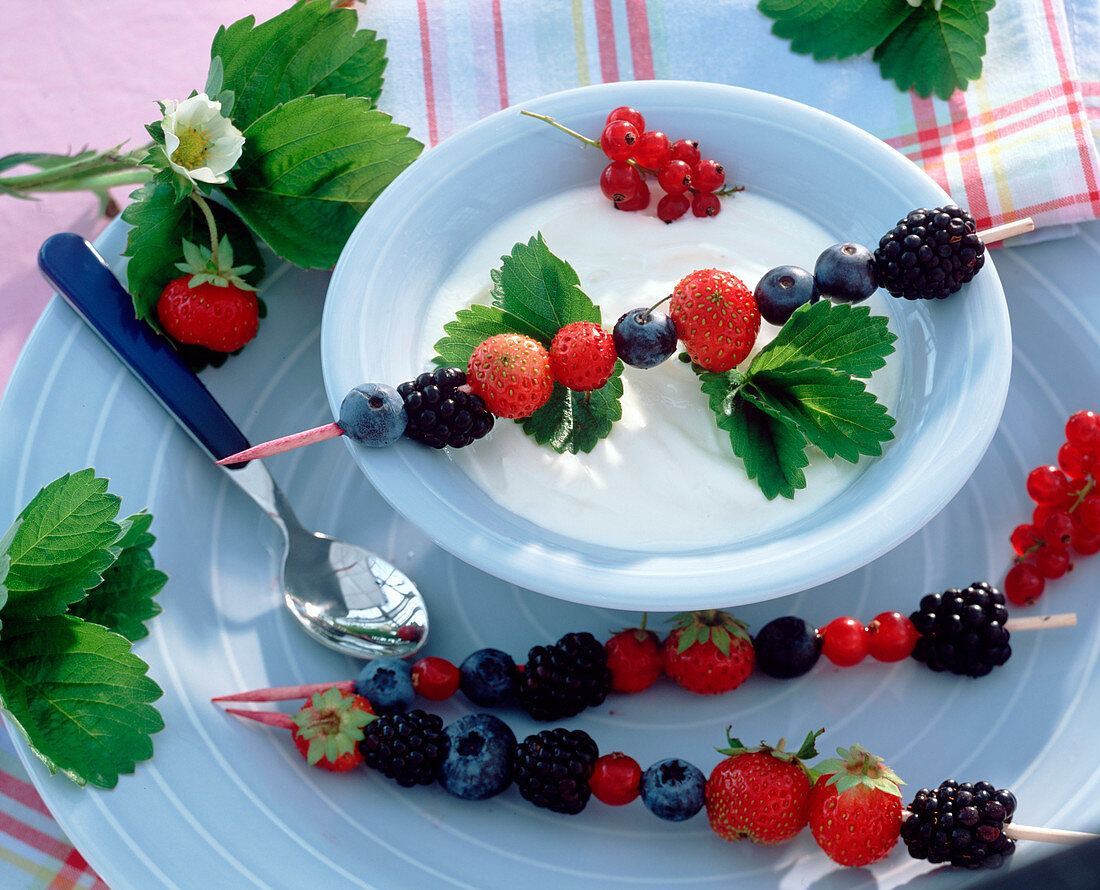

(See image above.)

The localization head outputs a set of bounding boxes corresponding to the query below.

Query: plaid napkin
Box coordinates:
[366,0,1100,239]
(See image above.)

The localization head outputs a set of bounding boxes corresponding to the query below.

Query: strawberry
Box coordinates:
[156,235,260,352]
[705,729,822,844]
[466,332,555,419]
[668,268,760,372]
[662,610,754,694]
[809,744,905,867]
[291,687,375,772]
[549,321,618,391]
[605,624,662,693]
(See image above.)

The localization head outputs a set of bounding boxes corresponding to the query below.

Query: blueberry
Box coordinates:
[338,383,406,447]
[753,615,822,679]
[612,307,678,369]
[354,657,415,714]
[639,758,706,821]
[814,243,877,304]
[436,713,516,800]
[753,265,819,325]
[458,648,517,707]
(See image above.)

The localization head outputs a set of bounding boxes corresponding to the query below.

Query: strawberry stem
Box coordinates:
[191,192,221,269]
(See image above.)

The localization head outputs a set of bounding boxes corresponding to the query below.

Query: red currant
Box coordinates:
[606,106,645,132]
[669,138,701,166]
[589,752,642,806]
[657,193,690,223]
[1072,524,1100,555]
[1077,494,1100,533]
[1042,511,1075,547]
[1010,523,1043,556]
[600,120,639,161]
[1058,441,1095,479]
[866,611,919,662]
[632,130,671,169]
[820,616,869,667]
[1004,562,1045,605]
[614,179,651,212]
[1066,410,1100,451]
[599,161,642,204]
[1026,465,1071,505]
[692,159,726,193]
[410,656,460,701]
[691,192,721,217]
[656,160,692,194]
[1034,545,1071,579]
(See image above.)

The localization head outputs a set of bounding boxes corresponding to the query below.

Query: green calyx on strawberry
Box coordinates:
[291,687,375,772]
[706,728,824,845]
[662,609,755,694]
[809,744,906,867]
[156,236,261,352]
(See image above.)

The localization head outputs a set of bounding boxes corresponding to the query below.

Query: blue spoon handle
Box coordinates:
[37,232,251,462]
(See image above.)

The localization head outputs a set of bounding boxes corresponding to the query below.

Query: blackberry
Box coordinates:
[901,780,1017,869]
[517,632,612,721]
[359,709,445,787]
[397,367,494,449]
[909,581,1011,677]
[513,727,599,814]
[874,206,985,301]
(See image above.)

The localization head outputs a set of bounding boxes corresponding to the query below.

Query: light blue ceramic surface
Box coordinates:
[322,82,1012,610]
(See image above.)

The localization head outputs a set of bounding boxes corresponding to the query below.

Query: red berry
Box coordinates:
[1077,494,1100,533]
[157,277,260,353]
[291,688,375,772]
[866,611,918,662]
[614,179,651,212]
[820,617,869,667]
[599,161,642,204]
[1058,442,1095,479]
[691,192,721,218]
[411,656,460,701]
[656,160,692,194]
[1004,562,1045,605]
[657,193,690,223]
[632,130,671,169]
[466,333,554,419]
[549,321,617,391]
[605,628,663,693]
[1034,545,1071,579]
[589,752,642,806]
[1066,410,1100,451]
[1026,465,1071,505]
[1072,524,1100,555]
[1042,511,1075,547]
[669,138,701,166]
[692,159,726,193]
[669,268,760,372]
[1010,523,1043,556]
[662,611,755,695]
[600,120,639,160]
[606,105,645,132]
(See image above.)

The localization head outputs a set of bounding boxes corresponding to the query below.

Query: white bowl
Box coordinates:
[321,81,1011,611]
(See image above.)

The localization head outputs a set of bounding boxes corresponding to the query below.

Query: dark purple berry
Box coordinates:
[814,243,877,304]
[753,616,821,679]
[612,307,678,369]
[753,265,819,326]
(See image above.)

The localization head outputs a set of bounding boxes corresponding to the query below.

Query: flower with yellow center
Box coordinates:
[160,93,245,186]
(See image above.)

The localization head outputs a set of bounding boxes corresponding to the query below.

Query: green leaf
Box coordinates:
[488,234,602,343]
[223,95,422,268]
[519,367,625,454]
[69,513,166,642]
[0,471,122,621]
[211,0,387,132]
[432,304,517,368]
[873,0,996,100]
[121,182,265,323]
[698,369,810,500]
[749,300,896,379]
[0,615,163,788]
[746,362,896,462]
[758,0,913,60]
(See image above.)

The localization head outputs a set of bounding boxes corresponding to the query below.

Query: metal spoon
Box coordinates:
[37,232,428,660]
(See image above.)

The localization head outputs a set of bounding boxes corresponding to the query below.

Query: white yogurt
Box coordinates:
[419,187,901,550]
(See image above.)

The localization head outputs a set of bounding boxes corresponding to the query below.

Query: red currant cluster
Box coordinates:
[593,106,740,221]
[818,612,919,667]
[1005,410,1100,606]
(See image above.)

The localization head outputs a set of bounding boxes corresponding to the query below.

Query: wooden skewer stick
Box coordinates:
[903,809,1098,846]
[1004,612,1076,632]
[979,218,1034,244]
[222,708,296,729]
[214,422,344,466]
[212,679,355,703]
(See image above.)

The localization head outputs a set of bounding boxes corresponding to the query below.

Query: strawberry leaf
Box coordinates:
[758,0,913,61]
[711,626,731,656]
[0,615,163,788]
[793,728,824,761]
[211,0,387,131]
[873,0,995,100]
[223,95,422,268]
[432,305,517,368]
[519,368,624,454]
[68,512,166,643]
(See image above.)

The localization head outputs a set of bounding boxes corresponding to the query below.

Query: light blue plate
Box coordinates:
[2,100,1098,889]
[322,81,1012,610]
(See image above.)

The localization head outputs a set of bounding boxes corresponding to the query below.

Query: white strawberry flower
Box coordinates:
[159,93,245,185]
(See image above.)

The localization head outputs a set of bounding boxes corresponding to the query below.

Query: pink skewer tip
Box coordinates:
[224,708,297,730]
[215,422,344,466]
[212,679,355,703]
